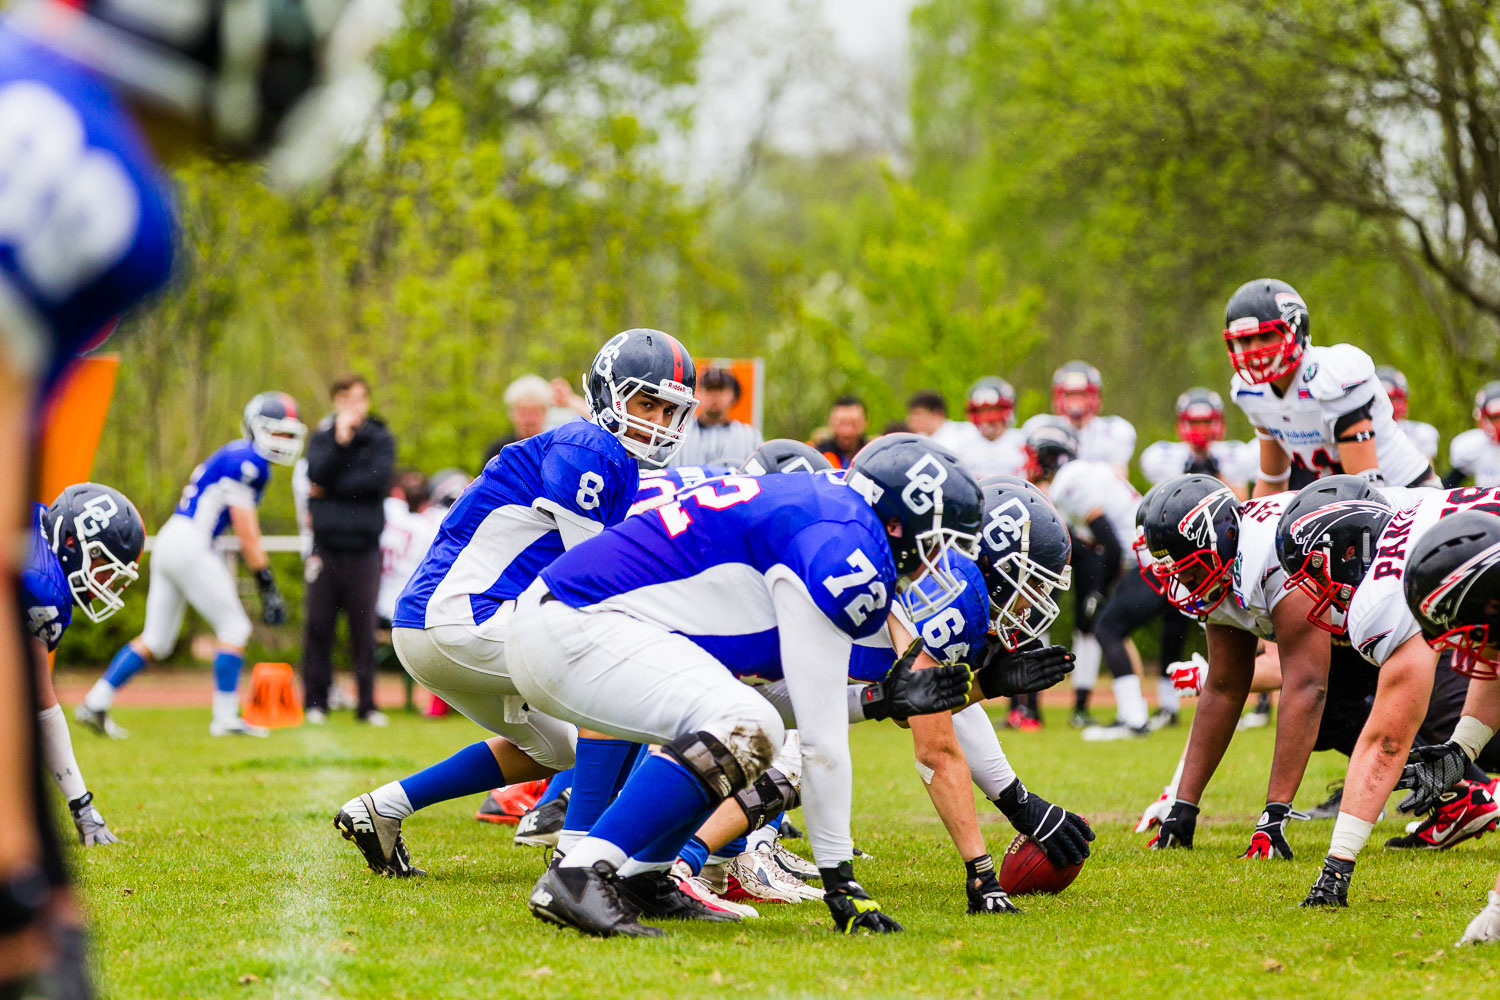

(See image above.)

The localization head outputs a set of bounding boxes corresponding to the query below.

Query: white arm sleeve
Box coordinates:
[772,575,857,868]
[950,703,1018,799]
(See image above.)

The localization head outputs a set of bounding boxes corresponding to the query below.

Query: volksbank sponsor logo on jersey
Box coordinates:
[1271,427,1329,443]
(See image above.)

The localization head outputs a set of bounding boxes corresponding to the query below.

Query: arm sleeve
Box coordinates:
[1332,401,1375,437]
[772,574,857,868]
[1088,514,1123,587]
[950,703,1018,799]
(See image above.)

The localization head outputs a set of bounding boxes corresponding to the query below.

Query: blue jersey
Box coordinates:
[629,465,732,517]
[0,24,175,393]
[542,472,897,682]
[394,421,638,629]
[173,440,272,540]
[21,503,70,651]
[848,555,990,682]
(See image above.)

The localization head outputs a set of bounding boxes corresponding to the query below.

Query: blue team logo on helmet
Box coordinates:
[46,482,145,623]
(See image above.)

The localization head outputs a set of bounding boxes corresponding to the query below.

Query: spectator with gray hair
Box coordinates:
[669,365,762,468]
[483,374,554,464]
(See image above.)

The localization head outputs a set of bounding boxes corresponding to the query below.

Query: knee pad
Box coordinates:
[661,731,750,800]
[733,766,799,831]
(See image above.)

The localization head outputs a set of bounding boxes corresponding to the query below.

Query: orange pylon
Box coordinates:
[241,662,304,728]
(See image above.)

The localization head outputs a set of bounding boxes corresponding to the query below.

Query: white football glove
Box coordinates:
[1167,653,1208,697]
[1134,787,1173,834]
[1457,891,1500,947]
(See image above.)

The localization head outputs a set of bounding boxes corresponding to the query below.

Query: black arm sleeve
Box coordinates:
[1331,401,1375,438]
[1442,467,1468,490]
[1088,515,1123,591]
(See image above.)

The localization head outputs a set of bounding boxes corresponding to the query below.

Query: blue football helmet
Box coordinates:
[975,475,1072,649]
[243,392,306,466]
[45,482,145,623]
[584,328,699,468]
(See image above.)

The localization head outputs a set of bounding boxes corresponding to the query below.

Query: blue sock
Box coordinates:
[720,835,748,856]
[538,768,573,805]
[212,649,244,694]
[768,811,784,831]
[398,741,505,813]
[679,836,712,876]
[589,755,714,861]
[102,644,147,688]
[563,738,644,837]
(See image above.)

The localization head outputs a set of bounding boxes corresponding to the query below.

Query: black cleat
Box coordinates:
[334,794,425,877]
[1305,782,1343,820]
[615,869,741,922]
[528,862,666,938]
[514,792,569,848]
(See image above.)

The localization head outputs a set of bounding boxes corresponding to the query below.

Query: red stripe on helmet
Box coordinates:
[279,392,299,419]
[666,336,684,383]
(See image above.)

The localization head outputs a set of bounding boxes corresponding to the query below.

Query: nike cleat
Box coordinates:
[73,704,128,739]
[615,869,741,922]
[528,862,665,938]
[1385,781,1499,850]
[476,779,549,826]
[514,791,569,848]
[334,793,425,877]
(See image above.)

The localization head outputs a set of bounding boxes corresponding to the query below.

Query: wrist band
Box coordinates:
[1453,715,1496,761]
[1258,466,1291,483]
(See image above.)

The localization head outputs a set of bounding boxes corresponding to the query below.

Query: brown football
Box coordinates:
[997,832,1084,895]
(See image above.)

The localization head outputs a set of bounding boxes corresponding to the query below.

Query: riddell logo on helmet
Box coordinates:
[661,380,690,396]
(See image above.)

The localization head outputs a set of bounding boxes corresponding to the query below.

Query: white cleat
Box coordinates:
[670,860,759,919]
[769,840,820,880]
[74,704,128,739]
[1081,721,1149,742]
[210,716,270,738]
[723,848,823,904]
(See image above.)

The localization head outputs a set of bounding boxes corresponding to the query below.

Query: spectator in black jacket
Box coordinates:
[302,374,396,725]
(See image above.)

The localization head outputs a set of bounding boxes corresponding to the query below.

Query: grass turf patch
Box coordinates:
[67,705,1500,999]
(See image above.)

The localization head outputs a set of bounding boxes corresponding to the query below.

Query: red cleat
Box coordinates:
[475,779,549,825]
[425,696,451,717]
[1385,780,1499,850]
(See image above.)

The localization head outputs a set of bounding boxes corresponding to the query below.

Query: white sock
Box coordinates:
[616,857,672,877]
[556,829,587,856]
[38,705,87,802]
[559,836,627,871]
[212,690,241,723]
[746,823,778,855]
[1072,632,1101,690]
[1157,676,1181,714]
[1112,675,1149,729]
[368,781,414,820]
[84,679,117,713]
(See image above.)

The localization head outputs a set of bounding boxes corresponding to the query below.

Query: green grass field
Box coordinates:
[66,703,1500,999]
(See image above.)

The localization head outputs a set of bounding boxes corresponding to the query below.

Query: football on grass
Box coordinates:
[998,833,1084,895]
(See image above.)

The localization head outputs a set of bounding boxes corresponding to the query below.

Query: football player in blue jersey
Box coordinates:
[77,393,304,738]
[24,483,143,849]
[332,329,699,878]
[509,434,982,937]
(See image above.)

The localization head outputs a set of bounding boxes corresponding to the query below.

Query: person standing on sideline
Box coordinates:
[670,366,762,468]
[482,375,553,465]
[303,375,396,725]
[814,395,870,469]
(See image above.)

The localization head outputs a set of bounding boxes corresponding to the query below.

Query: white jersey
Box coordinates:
[377,498,442,622]
[1230,344,1430,487]
[928,418,984,456]
[1075,414,1136,467]
[1207,492,1294,640]
[1049,460,1140,565]
[1139,439,1258,489]
[954,427,1028,480]
[1400,420,1440,462]
[1450,429,1500,488]
[1349,486,1500,666]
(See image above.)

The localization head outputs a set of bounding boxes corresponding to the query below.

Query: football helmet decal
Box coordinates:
[1137,475,1241,618]
[975,475,1072,649]
[1405,511,1500,680]
[1275,476,1392,634]
[739,439,833,477]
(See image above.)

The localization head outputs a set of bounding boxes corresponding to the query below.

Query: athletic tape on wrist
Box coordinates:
[1329,812,1374,860]
[1453,715,1496,762]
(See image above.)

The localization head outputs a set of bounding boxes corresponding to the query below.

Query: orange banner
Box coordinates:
[37,355,119,504]
[697,357,764,433]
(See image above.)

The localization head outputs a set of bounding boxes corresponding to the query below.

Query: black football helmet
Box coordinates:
[1475,381,1500,444]
[8,0,395,183]
[1223,278,1310,384]
[1023,418,1078,482]
[1175,388,1226,449]
[583,329,699,468]
[738,439,832,476]
[243,392,306,466]
[845,434,983,621]
[1275,475,1393,634]
[966,377,1016,439]
[1404,511,1500,679]
[1136,475,1241,619]
[1051,361,1102,420]
[428,468,471,510]
[975,475,1072,649]
[45,483,145,624]
[1375,366,1410,422]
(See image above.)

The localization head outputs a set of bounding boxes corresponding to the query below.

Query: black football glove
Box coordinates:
[964,855,1020,915]
[255,568,287,626]
[974,640,1075,699]
[821,862,902,934]
[994,780,1094,867]
[1301,855,1354,908]
[1149,800,1198,849]
[1243,802,1301,860]
[859,639,972,722]
[1396,741,1469,815]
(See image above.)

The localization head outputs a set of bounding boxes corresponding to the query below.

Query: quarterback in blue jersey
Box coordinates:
[21,484,142,848]
[333,329,700,879]
[509,435,982,937]
[78,394,304,739]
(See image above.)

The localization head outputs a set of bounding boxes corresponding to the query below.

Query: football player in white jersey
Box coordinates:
[955,378,1028,480]
[906,389,983,456]
[1281,481,1500,907]
[1223,278,1436,497]
[77,394,305,739]
[1051,361,1136,471]
[1139,389,1256,499]
[1447,382,1500,489]
[1376,365,1440,463]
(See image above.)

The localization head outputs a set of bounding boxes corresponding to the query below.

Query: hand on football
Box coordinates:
[995,781,1094,867]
